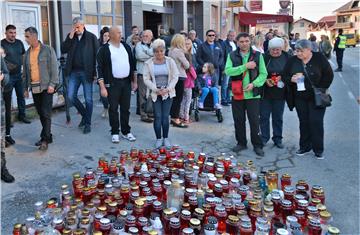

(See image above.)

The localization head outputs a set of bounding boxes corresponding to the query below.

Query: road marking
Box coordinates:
[348,91,355,100]
[351,65,359,68]
[338,73,343,78]
[341,78,346,85]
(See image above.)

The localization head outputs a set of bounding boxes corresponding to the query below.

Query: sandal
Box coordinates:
[172,121,188,128]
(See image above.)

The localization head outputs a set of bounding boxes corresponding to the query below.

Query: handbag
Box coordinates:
[144,95,153,114]
[303,64,332,108]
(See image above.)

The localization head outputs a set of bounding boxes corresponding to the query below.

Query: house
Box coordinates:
[291,17,316,39]
[333,0,360,41]
[307,15,337,41]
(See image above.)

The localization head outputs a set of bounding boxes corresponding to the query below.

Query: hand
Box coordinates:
[291,74,299,83]
[243,83,254,92]
[0,72,3,82]
[266,79,274,87]
[246,61,257,70]
[24,90,29,98]
[47,86,55,94]
[100,87,108,98]
[69,27,76,39]
[156,89,163,95]
[131,82,138,91]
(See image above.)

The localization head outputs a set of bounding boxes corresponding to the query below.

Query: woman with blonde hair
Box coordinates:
[168,34,190,127]
[282,35,294,56]
[251,34,265,53]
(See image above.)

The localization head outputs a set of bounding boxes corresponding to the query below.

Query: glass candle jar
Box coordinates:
[169,217,181,235]
[280,200,293,224]
[266,171,278,191]
[189,218,201,235]
[308,218,322,235]
[280,174,291,191]
[226,215,240,235]
[180,210,191,230]
[240,222,252,235]
[214,206,227,234]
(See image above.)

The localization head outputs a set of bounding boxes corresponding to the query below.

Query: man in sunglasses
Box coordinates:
[196,29,224,83]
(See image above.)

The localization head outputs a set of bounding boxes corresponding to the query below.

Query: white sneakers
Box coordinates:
[155,138,172,148]
[163,138,171,148]
[101,108,108,118]
[112,133,136,143]
[112,134,120,143]
[214,103,222,109]
[155,139,163,149]
[198,102,204,109]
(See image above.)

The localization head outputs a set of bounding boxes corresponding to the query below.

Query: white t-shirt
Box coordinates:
[230,41,237,51]
[109,43,130,79]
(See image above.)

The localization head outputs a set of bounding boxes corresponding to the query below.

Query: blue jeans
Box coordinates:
[260,99,285,144]
[10,73,26,118]
[200,87,219,105]
[221,74,230,103]
[67,71,93,126]
[153,96,173,139]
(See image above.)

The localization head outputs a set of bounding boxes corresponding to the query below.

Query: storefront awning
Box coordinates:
[238,12,293,26]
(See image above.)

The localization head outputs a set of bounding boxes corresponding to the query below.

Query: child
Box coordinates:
[198,62,221,109]
[179,40,197,124]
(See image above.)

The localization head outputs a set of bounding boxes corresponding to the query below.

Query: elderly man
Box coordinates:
[97,26,137,143]
[61,17,99,134]
[188,30,202,70]
[135,30,154,123]
[23,27,58,151]
[126,25,139,47]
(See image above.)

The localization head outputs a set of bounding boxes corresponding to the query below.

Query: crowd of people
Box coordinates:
[1,18,340,183]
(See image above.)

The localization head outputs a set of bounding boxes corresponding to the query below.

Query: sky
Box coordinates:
[260,0,349,22]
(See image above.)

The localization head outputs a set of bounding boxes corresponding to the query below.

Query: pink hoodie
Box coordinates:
[184,65,197,89]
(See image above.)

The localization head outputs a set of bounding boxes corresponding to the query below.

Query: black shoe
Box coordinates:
[83,125,91,134]
[5,135,15,145]
[141,117,153,123]
[5,141,10,148]
[274,142,284,149]
[10,123,14,128]
[78,119,85,128]
[39,141,48,151]
[315,153,324,160]
[232,144,247,152]
[1,168,15,183]
[296,149,311,156]
[254,147,265,157]
[334,68,342,72]
[35,135,53,146]
[19,117,31,124]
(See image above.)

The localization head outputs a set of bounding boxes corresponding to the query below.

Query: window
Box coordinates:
[71,0,80,12]
[99,0,112,14]
[101,16,113,25]
[211,5,219,31]
[115,1,122,15]
[300,22,304,27]
[83,1,97,13]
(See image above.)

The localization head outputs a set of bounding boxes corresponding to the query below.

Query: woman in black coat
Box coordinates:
[283,39,333,159]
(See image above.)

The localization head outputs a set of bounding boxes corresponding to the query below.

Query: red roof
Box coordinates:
[318,15,336,23]
[238,12,293,26]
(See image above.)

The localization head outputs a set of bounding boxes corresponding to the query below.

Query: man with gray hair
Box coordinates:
[61,17,99,134]
[188,30,202,69]
[222,29,237,106]
[135,29,154,123]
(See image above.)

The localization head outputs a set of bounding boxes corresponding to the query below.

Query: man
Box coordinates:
[221,30,237,106]
[225,32,268,156]
[61,17,99,134]
[290,32,300,50]
[333,29,346,72]
[196,29,224,84]
[188,30,202,70]
[126,25,139,47]
[1,25,31,128]
[97,26,137,143]
[263,32,274,53]
[164,28,175,51]
[1,51,15,182]
[135,30,154,123]
[23,27,58,151]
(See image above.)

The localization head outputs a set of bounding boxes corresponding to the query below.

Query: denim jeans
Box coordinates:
[221,74,230,103]
[153,96,173,139]
[260,99,285,144]
[67,71,93,126]
[200,87,219,105]
[10,73,26,118]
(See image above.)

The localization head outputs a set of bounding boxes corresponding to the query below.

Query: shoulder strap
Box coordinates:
[302,63,315,88]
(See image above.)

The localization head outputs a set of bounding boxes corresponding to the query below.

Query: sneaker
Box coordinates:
[5,135,15,145]
[38,141,48,151]
[155,139,163,149]
[296,149,311,156]
[315,153,324,160]
[112,134,120,143]
[1,168,15,183]
[232,144,247,153]
[35,135,53,146]
[101,108,108,118]
[78,118,85,128]
[254,147,265,157]
[83,125,91,134]
[122,133,136,142]
[214,103,222,109]
[334,68,342,72]
[163,138,171,148]
[274,142,284,149]
[198,102,204,109]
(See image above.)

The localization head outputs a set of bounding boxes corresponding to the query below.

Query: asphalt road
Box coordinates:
[1,51,359,234]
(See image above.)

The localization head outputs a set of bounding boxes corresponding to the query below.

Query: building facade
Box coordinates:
[291,18,316,39]
[333,0,360,41]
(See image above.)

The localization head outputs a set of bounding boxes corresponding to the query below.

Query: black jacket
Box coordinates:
[283,52,333,110]
[196,41,224,71]
[96,42,135,87]
[61,29,99,80]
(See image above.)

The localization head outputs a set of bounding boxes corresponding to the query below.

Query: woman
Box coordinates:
[260,37,290,149]
[319,35,332,60]
[310,35,319,52]
[252,34,265,53]
[143,39,179,148]
[98,27,110,118]
[168,34,190,128]
[284,39,333,159]
[282,35,294,56]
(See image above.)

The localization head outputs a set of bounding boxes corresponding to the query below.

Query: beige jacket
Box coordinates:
[143,56,179,102]
[168,47,189,78]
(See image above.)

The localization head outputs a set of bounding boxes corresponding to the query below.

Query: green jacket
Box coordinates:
[225,51,267,99]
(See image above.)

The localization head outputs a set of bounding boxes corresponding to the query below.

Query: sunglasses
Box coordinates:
[207,34,216,37]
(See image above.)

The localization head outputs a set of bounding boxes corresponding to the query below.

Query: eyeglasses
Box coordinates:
[207,34,216,37]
